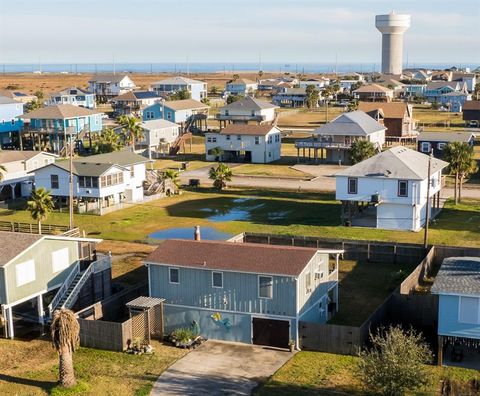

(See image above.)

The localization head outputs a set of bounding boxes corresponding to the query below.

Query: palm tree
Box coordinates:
[305,85,320,109]
[232,74,239,81]
[27,188,54,234]
[94,128,122,153]
[162,169,180,189]
[118,115,143,150]
[209,163,233,190]
[209,146,224,161]
[51,309,80,388]
[349,140,377,165]
[0,164,6,182]
[444,142,478,204]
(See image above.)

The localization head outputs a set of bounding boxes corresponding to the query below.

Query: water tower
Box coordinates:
[375,12,411,75]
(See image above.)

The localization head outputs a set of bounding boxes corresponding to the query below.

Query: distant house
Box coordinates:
[431,71,453,82]
[47,87,96,109]
[112,91,161,117]
[431,257,480,368]
[335,146,448,231]
[402,83,426,99]
[0,150,57,201]
[205,124,282,163]
[225,78,258,96]
[299,78,330,90]
[88,74,136,101]
[353,84,394,102]
[150,77,207,101]
[19,104,103,154]
[142,99,209,133]
[138,119,181,158]
[0,231,109,338]
[215,97,278,126]
[452,73,477,92]
[417,132,475,159]
[257,78,297,92]
[33,151,149,214]
[0,96,24,148]
[463,101,480,126]
[0,90,36,104]
[295,111,386,164]
[145,239,343,348]
[272,87,308,108]
[358,102,417,139]
[424,81,468,103]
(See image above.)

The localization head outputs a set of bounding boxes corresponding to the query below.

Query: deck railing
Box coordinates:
[48,261,80,316]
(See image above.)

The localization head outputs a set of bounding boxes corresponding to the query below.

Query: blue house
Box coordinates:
[432,257,480,368]
[417,131,475,159]
[145,239,342,349]
[19,104,103,153]
[47,87,96,109]
[150,77,207,102]
[0,96,24,148]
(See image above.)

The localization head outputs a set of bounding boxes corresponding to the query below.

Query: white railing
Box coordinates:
[295,140,350,149]
[48,261,80,316]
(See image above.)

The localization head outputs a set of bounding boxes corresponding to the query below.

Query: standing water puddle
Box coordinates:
[149,227,232,241]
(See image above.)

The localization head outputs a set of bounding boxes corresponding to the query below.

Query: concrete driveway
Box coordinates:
[150,341,292,396]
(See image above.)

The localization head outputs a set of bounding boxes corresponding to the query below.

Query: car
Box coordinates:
[468,120,479,127]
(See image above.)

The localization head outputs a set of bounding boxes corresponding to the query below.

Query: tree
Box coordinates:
[444,142,478,204]
[162,169,180,189]
[210,85,218,95]
[305,84,320,109]
[51,309,80,388]
[209,146,224,161]
[208,163,232,190]
[257,70,264,80]
[0,164,6,182]
[358,326,432,396]
[25,99,42,112]
[94,128,122,153]
[226,94,242,104]
[27,187,54,234]
[232,74,239,81]
[201,97,210,106]
[168,89,191,101]
[474,82,480,100]
[349,139,377,164]
[118,115,143,149]
[34,90,44,101]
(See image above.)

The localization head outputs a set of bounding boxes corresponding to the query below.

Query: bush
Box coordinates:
[171,327,196,343]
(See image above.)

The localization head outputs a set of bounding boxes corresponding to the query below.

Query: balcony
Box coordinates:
[215,114,266,122]
[295,139,350,150]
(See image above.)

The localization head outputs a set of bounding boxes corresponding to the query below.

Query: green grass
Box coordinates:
[232,163,312,178]
[256,351,480,396]
[1,190,480,247]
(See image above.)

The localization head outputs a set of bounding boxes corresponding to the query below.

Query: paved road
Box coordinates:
[150,341,292,396]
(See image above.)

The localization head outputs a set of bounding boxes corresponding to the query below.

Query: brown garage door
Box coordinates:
[252,317,289,348]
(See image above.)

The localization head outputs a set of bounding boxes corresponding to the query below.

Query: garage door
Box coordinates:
[252,317,289,348]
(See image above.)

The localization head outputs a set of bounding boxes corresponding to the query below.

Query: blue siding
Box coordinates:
[438,294,480,339]
[0,102,24,134]
[142,103,183,123]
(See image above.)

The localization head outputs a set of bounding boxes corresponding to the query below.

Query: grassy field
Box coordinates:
[256,351,480,396]
[232,163,312,178]
[0,337,187,396]
[1,190,479,247]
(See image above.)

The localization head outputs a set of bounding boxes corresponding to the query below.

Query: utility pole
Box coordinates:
[69,131,74,230]
[423,150,433,249]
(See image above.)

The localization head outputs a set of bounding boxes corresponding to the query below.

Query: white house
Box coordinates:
[335,146,449,231]
[87,74,136,100]
[47,87,96,109]
[150,77,207,101]
[138,119,181,158]
[205,124,281,163]
[299,78,330,90]
[33,151,150,214]
[225,78,258,96]
[0,150,57,201]
[215,96,278,126]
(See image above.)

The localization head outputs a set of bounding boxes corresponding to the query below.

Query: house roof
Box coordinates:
[313,110,386,137]
[335,146,449,180]
[218,124,279,136]
[0,150,56,164]
[0,90,34,100]
[276,87,307,96]
[113,90,160,102]
[353,84,393,94]
[141,119,179,131]
[417,131,475,143]
[463,101,480,111]
[431,257,480,296]
[426,81,461,90]
[145,239,335,277]
[162,99,209,111]
[0,232,43,267]
[88,74,131,83]
[0,96,19,105]
[228,78,257,85]
[358,102,409,119]
[19,104,103,119]
[152,76,205,86]
[78,150,150,166]
[50,87,91,97]
[222,96,277,111]
[51,161,118,177]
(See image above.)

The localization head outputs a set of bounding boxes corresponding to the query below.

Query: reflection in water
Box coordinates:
[149,227,232,241]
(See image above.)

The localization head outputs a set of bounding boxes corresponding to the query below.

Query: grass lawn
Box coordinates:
[0,337,187,396]
[232,163,312,178]
[256,351,480,396]
[1,190,480,247]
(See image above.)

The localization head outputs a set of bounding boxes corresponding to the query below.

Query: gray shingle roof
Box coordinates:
[313,110,386,137]
[19,104,103,119]
[52,161,118,177]
[335,146,449,180]
[152,76,205,86]
[0,232,43,267]
[79,150,150,166]
[141,119,179,130]
[417,131,475,143]
[222,96,277,111]
[88,74,132,84]
[431,257,480,296]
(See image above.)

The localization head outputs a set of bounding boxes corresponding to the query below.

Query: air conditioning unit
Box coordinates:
[314,270,324,280]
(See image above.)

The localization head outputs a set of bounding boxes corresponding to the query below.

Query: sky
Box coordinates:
[0,0,479,66]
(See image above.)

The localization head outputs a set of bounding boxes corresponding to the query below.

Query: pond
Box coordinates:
[200,198,265,222]
[148,226,232,241]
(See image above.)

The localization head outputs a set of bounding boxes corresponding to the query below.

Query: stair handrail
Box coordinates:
[48,261,80,316]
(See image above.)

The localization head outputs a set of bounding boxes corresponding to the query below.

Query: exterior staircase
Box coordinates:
[169,132,192,155]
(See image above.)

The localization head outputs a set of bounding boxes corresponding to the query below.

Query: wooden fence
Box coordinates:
[299,322,362,355]
[0,220,79,236]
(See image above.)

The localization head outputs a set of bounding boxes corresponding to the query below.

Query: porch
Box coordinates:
[438,336,480,370]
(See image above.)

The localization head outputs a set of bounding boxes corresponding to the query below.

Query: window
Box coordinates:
[347,177,357,194]
[212,137,217,143]
[459,296,480,324]
[169,268,179,284]
[92,177,99,188]
[251,110,256,116]
[207,137,212,143]
[166,112,172,120]
[11,119,15,125]
[225,110,229,116]
[79,176,85,188]
[259,276,273,299]
[146,111,154,120]
[237,135,241,141]
[130,167,135,177]
[226,135,230,140]
[15,259,35,286]
[398,180,408,197]
[52,248,69,273]
[420,142,431,153]
[437,142,446,150]
[255,137,260,145]
[51,174,59,189]
[268,136,273,144]
[305,272,312,294]
[85,177,92,188]
[212,271,223,288]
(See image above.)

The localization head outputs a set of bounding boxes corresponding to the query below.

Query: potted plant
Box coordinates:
[288,339,295,353]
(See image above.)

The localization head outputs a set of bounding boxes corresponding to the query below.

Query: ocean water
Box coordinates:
[1,62,476,74]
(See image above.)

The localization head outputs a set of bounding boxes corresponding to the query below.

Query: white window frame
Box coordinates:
[437,142,447,150]
[347,177,358,194]
[169,267,179,284]
[398,180,408,198]
[15,259,36,286]
[212,271,223,288]
[258,275,273,299]
[51,247,70,273]
[458,296,480,324]
[420,142,431,153]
